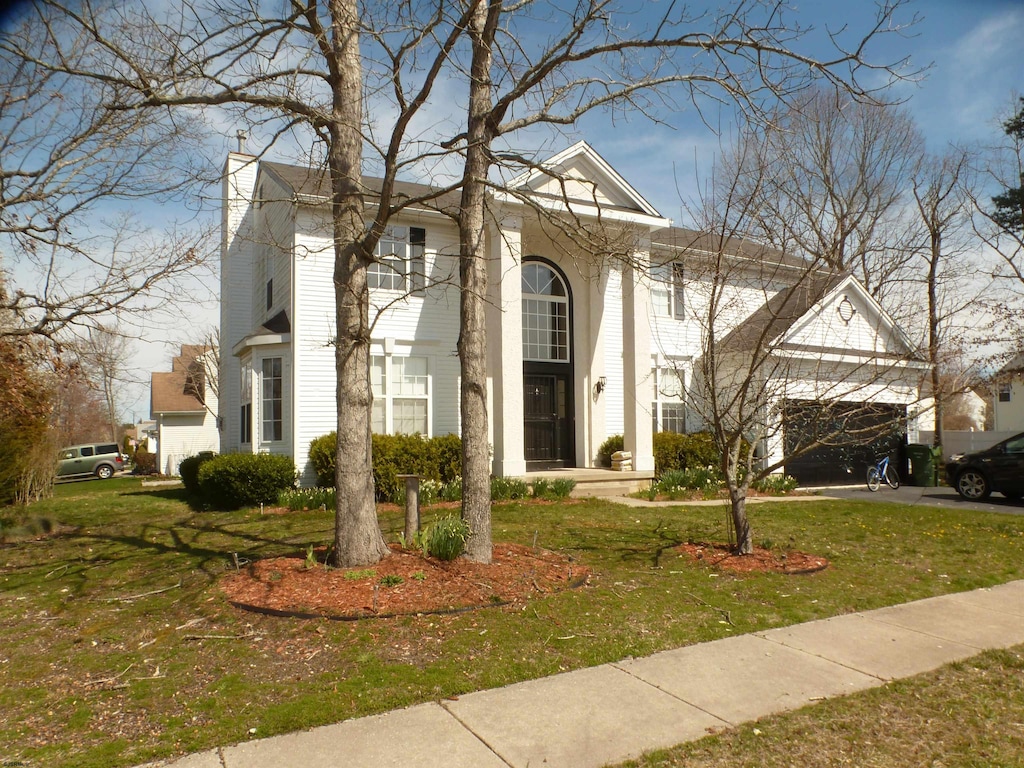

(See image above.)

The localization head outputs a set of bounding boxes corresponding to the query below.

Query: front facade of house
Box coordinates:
[220,142,927,487]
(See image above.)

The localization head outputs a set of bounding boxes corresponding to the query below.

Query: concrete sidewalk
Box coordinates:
[142,580,1024,768]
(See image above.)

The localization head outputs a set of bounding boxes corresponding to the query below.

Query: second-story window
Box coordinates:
[651,262,685,319]
[368,226,426,293]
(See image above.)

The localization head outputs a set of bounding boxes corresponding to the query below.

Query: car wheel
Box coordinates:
[96,464,114,480]
[956,469,990,500]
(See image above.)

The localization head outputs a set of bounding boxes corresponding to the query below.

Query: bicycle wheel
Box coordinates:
[866,467,881,492]
[884,465,900,489]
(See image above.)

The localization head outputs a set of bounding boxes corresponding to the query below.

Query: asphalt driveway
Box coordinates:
[821,483,1024,515]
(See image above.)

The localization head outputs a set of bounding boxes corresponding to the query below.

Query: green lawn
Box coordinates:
[1,478,1022,768]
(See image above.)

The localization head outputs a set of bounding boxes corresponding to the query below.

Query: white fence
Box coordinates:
[918,431,1020,461]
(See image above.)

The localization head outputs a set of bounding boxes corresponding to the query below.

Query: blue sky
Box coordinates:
[571,0,1024,222]
[3,0,1022,421]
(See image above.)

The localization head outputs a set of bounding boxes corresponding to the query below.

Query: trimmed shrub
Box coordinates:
[652,431,720,476]
[308,432,336,486]
[197,453,297,510]
[179,451,216,496]
[132,448,157,475]
[424,515,470,561]
[309,431,464,503]
[597,434,624,468]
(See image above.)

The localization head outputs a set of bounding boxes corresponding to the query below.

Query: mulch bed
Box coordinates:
[676,541,830,574]
[221,543,590,620]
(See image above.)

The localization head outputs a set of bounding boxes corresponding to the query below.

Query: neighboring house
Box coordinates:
[220,141,928,487]
[991,352,1024,432]
[127,420,157,452]
[150,345,220,476]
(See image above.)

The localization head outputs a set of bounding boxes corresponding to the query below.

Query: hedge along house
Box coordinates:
[219,141,929,488]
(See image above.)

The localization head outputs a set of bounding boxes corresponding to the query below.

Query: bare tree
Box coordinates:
[0,10,214,341]
[679,121,924,554]
[972,96,1024,351]
[724,89,923,307]
[910,147,987,450]
[446,0,920,561]
[69,324,132,441]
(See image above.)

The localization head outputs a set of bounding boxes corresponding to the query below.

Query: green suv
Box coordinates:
[57,443,125,480]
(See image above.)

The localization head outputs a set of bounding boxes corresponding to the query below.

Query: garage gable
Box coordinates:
[775,275,918,362]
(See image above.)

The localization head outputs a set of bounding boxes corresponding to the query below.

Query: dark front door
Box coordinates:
[524,373,572,469]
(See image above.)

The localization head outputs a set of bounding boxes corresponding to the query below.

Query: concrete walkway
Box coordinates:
[141,580,1024,768]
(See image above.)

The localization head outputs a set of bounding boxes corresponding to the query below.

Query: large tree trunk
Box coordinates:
[458,0,497,564]
[329,0,389,567]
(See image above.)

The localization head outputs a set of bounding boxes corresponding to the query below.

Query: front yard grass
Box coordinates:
[1,478,1022,767]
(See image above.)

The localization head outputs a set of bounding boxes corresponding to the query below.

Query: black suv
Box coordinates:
[945,432,1024,502]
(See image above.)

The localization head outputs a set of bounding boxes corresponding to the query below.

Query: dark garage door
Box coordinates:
[783,400,906,486]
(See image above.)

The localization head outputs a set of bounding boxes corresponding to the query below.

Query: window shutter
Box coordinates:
[672,263,685,319]
[410,227,427,293]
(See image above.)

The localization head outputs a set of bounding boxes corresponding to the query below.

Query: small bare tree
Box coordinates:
[682,120,923,554]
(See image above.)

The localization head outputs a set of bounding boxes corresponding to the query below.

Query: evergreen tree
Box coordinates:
[992,97,1024,233]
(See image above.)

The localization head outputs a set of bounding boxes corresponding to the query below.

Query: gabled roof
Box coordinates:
[151,345,212,417]
[503,141,665,220]
[719,272,848,353]
[997,351,1024,376]
[258,142,670,227]
[258,162,462,215]
[720,273,924,362]
[652,227,810,273]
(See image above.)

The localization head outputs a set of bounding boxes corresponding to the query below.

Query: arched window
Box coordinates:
[522,262,570,362]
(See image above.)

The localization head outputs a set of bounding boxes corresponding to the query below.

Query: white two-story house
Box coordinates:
[219,141,927,487]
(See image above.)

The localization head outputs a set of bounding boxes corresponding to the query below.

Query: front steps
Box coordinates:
[520,468,655,498]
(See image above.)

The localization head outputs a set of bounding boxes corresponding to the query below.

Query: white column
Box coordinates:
[486,216,526,476]
[622,241,655,472]
[585,261,610,466]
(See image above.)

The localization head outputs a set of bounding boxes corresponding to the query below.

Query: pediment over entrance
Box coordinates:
[501,141,669,226]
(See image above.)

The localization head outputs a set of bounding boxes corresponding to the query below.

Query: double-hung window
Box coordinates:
[999,383,1012,403]
[651,262,685,319]
[368,226,426,293]
[240,361,253,444]
[261,357,283,442]
[651,365,686,434]
[371,354,430,435]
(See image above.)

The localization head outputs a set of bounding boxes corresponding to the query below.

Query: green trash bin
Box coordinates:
[907,444,941,487]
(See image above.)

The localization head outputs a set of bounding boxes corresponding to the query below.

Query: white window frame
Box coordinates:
[651,363,687,434]
[240,360,253,445]
[370,353,431,435]
[522,262,570,362]
[368,225,426,293]
[261,357,284,443]
[651,261,685,320]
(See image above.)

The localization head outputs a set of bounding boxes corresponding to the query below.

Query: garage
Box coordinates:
[782,400,907,486]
